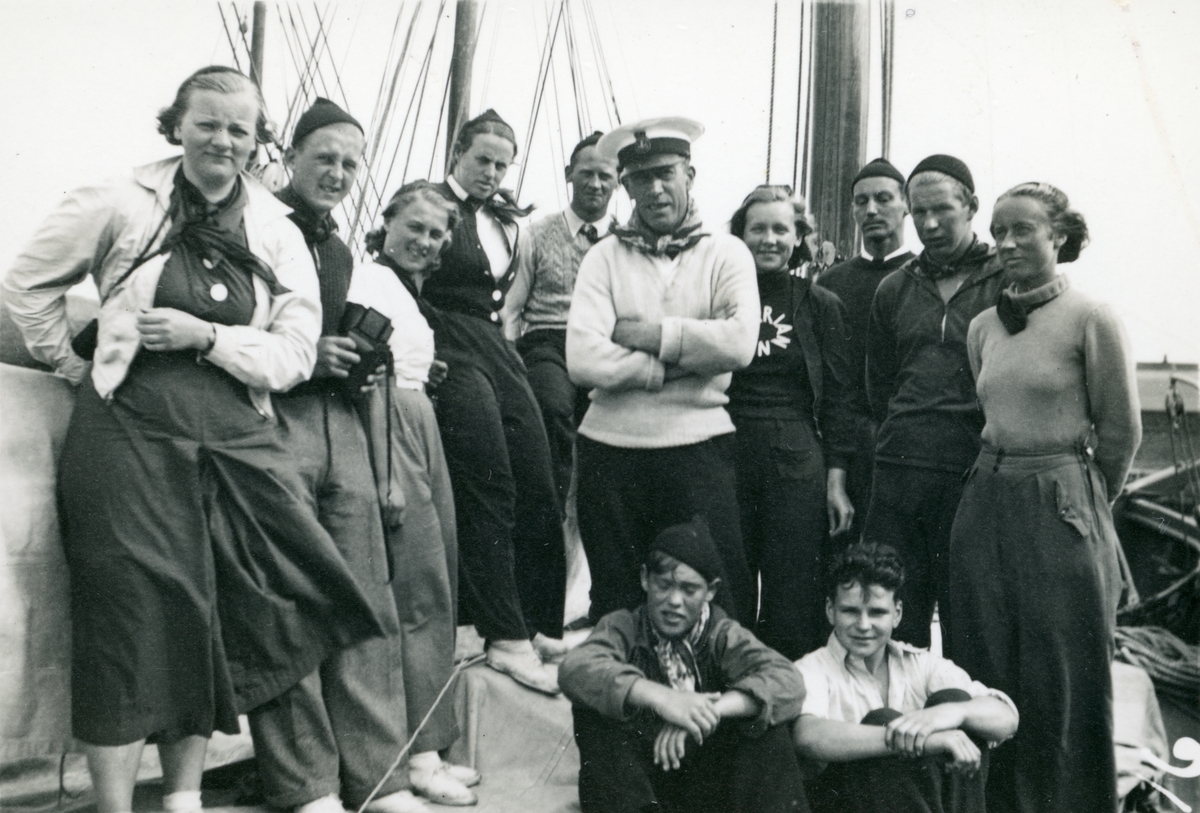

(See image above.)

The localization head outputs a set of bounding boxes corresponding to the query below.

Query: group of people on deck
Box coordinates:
[3,63,1142,813]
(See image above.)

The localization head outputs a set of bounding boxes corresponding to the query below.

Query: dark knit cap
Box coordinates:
[649,517,723,584]
[852,158,906,192]
[292,98,363,148]
[908,154,974,193]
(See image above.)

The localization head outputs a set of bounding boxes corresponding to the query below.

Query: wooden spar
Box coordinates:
[808,1,869,260]
[250,1,267,88]
[446,0,479,174]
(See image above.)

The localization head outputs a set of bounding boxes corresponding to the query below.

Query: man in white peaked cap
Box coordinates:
[566,116,759,628]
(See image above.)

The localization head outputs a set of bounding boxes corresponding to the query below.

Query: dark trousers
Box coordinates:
[806,689,988,813]
[949,447,1120,813]
[573,707,808,813]
[862,461,967,648]
[836,413,877,546]
[249,394,408,808]
[576,434,755,624]
[516,328,590,512]
[732,416,829,660]
[436,329,566,642]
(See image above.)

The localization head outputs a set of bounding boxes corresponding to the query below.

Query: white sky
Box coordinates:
[1,0,1197,362]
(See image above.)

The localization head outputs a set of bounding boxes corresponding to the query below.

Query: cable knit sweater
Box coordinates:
[566,230,759,449]
[504,210,592,337]
[967,275,1142,498]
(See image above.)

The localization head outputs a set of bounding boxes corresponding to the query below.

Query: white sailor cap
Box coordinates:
[597,117,704,178]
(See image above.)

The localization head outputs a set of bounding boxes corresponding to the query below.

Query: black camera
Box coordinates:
[338,302,394,392]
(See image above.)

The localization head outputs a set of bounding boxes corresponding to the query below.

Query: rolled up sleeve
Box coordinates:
[559,612,649,721]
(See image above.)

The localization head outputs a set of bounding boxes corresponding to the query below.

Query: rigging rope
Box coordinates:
[517,0,568,198]
[563,0,588,139]
[792,0,806,192]
[800,0,816,199]
[766,1,778,181]
[217,4,247,76]
[582,0,620,127]
[387,0,447,202]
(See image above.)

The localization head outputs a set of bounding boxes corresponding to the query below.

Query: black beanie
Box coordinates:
[908,154,974,194]
[292,98,363,148]
[649,517,724,585]
[852,158,906,193]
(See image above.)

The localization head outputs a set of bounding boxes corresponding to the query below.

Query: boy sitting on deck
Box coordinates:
[559,518,808,813]
[793,542,1019,812]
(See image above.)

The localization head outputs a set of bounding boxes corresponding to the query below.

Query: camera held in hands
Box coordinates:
[338,302,394,392]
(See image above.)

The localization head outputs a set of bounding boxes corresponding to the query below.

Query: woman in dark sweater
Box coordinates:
[423,110,565,694]
[727,185,857,659]
[948,183,1141,813]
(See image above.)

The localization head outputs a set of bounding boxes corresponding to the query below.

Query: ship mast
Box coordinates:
[446,0,479,175]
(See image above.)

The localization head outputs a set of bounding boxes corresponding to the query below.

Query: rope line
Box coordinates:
[517,0,568,198]
[766,0,778,181]
[792,0,806,191]
[352,654,488,813]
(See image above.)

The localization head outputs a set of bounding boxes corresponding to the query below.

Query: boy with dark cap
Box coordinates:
[862,154,1005,649]
[248,99,433,813]
[560,518,808,813]
[793,542,1018,813]
[503,130,618,510]
[816,158,914,542]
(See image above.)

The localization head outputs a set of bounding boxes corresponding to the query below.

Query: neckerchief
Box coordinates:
[165,170,288,296]
[648,602,711,692]
[611,198,708,259]
[996,273,1069,334]
[277,184,337,244]
[466,187,534,224]
[917,236,991,282]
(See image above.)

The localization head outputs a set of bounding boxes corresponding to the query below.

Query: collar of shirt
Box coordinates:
[563,207,608,237]
[446,175,473,204]
[824,631,911,709]
[860,245,909,263]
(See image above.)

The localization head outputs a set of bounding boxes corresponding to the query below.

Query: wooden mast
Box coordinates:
[446,0,479,175]
[249,1,267,88]
[807,1,870,260]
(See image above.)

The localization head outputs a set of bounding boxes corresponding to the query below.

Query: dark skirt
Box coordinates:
[60,352,383,746]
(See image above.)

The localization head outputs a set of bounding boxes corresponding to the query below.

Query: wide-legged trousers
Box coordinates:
[862,461,967,648]
[948,445,1120,813]
[576,433,755,624]
[434,311,565,642]
[386,387,460,753]
[249,393,409,809]
[732,416,830,660]
[573,707,808,813]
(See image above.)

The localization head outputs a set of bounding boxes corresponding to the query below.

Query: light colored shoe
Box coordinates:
[486,640,561,695]
[409,764,477,807]
[440,763,481,789]
[363,790,429,813]
[532,632,570,663]
[295,795,345,813]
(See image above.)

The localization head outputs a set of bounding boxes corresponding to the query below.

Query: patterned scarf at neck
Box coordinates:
[277,184,338,244]
[996,273,1070,334]
[612,198,708,259]
[649,602,711,692]
[917,236,991,281]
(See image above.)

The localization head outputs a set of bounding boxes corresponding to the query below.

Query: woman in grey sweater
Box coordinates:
[947,182,1141,813]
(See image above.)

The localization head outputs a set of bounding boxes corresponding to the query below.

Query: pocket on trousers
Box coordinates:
[1054,477,1094,540]
[770,438,818,482]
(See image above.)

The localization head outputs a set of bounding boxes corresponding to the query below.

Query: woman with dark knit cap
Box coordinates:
[727,185,857,660]
[948,183,1141,813]
[424,110,566,694]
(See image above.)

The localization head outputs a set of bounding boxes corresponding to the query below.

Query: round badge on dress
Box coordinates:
[210,283,229,302]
